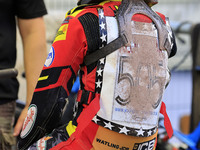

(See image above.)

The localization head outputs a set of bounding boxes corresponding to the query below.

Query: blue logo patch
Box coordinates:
[44,47,55,67]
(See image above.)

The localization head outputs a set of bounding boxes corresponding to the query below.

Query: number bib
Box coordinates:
[95,16,170,137]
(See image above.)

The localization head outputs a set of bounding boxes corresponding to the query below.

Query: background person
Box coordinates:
[0,0,47,149]
[18,0,177,149]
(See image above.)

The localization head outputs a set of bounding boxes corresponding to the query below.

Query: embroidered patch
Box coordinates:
[20,104,37,138]
[53,24,68,42]
[44,46,55,67]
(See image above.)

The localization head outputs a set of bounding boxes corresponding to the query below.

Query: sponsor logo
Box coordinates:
[44,47,55,67]
[96,138,129,150]
[133,138,156,150]
[37,137,46,150]
[53,24,68,42]
[56,30,65,37]
[20,104,37,138]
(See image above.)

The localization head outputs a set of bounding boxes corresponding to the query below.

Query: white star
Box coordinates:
[100,33,106,42]
[119,126,129,135]
[104,122,114,130]
[93,115,100,123]
[153,128,157,134]
[147,130,152,136]
[99,58,105,64]
[96,79,102,88]
[99,10,104,19]
[100,22,106,30]
[97,68,103,76]
[136,128,145,136]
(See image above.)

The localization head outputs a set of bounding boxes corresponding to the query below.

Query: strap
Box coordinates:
[76,90,95,105]
[76,94,100,132]
[160,102,173,138]
[51,94,100,150]
[83,7,128,66]
[84,35,127,66]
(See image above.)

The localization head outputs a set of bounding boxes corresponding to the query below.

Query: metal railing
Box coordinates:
[0,68,18,78]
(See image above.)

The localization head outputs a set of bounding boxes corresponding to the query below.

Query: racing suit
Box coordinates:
[18,0,177,149]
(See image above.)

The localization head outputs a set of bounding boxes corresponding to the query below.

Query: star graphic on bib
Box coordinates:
[153,128,157,134]
[96,79,102,88]
[99,58,105,64]
[147,130,152,136]
[97,68,103,76]
[93,115,100,123]
[119,126,129,135]
[104,122,114,130]
[136,128,145,136]
[100,33,106,42]
[100,22,106,30]
[99,10,104,19]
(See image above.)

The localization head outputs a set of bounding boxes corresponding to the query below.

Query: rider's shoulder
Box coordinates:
[65,4,99,19]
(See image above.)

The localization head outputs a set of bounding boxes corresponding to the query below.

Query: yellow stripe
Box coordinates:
[66,121,77,136]
[38,76,49,81]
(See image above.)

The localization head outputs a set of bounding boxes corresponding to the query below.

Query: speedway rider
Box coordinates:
[18,0,177,149]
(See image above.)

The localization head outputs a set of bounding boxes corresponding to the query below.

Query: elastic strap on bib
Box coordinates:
[160,102,173,138]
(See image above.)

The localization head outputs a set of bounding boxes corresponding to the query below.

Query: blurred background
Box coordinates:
[16,0,200,148]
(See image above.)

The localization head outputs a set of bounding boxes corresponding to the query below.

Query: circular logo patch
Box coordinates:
[20,104,37,138]
[44,46,55,67]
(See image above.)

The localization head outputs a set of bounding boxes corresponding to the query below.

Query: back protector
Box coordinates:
[92,0,173,137]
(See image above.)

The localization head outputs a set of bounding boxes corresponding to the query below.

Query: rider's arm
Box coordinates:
[13,17,47,136]
[17,12,89,149]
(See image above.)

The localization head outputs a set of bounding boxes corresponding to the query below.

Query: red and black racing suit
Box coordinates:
[18,1,177,150]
